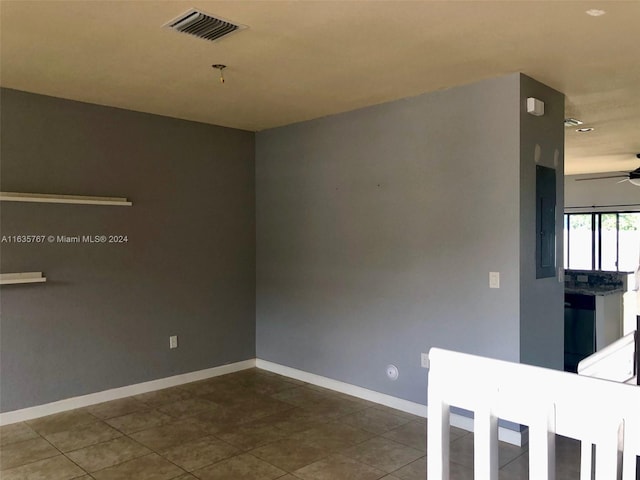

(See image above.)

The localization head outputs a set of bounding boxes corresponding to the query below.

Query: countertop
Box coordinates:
[564,270,631,296]
[565,286,625,296]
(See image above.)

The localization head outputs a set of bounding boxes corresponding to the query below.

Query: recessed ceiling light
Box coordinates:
[585,9,606,17]
[576,127,595,133]
[564,118,583,127]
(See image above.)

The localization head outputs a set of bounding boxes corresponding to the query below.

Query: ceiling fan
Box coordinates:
[576,155,640,186]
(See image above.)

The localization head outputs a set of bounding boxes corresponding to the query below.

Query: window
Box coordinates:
[564,212,640,271]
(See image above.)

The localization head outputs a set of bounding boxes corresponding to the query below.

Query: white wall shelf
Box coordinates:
[0,192,132,206]
[0,272,47,285]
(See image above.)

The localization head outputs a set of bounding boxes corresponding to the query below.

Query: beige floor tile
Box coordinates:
[91,453,184,480]
[189,400,276,433]
[498,441,527,469]
[0,436,60,470]
[303,384,345,397]
[187,408,240,434]
[330,393,378,410]
[342,436,424,473]
[370,406,419,424]
[200,385,255,406]
[233,374,301,395]
[271,387,331,408]
[1,369,591,480]
[292,423,374,452]
[0,454,86,480]
[178,378,229,396]
[390,455,426,480]
[87,397,149,420]
[555,435,581,479]
[240,397,297,422]
[337,407,412,435]
[250,438,331,472]
[302,398,367,419]
[271,374,306,386]
[191,453,286,480]
[449,461,475,480]
[133,387,193,407]
[497,436,582,480]
[206,394,294,424]
[499,452,528,480]
[44,420,122,452]
[258,408,329,434]
[26,409,98,436]
[448,434,525,469]
[156,397,220,420]
[293,453,386,480]
[129,420,207,451]
[215,421,287,451]
[0,423,40,447]
[105,409,174,434]
[66,436,151,472]
[450,426,470,441]
[159,435,239,471]
[381,421,427,453]
[448,434,475,469]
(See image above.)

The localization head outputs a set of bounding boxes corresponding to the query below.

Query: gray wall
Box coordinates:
[257,74,532,405]
[0,88,256,412]
[519,75,565,369]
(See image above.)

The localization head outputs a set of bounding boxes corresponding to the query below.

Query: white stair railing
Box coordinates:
[577,331,637,384]
[427,348,640,480]
[577,317,639,478]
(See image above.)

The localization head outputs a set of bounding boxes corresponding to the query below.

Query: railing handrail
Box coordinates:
[427,347,640,479]
[577,330,637,383]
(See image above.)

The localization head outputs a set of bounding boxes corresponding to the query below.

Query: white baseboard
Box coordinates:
[256,359,427,416]
[256,359,526,446]
[0,359,255,426]
[1,357,526,446]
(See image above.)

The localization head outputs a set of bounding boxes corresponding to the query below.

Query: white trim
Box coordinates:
[256,359,427,416]
[0,359,255,426]
[256,359,526,446]
[0,192,132,206]
[0,272,46,285]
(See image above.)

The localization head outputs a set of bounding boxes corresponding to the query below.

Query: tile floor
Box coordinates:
[0,368,584,479]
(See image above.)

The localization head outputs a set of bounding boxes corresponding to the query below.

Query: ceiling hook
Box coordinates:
[212,64,226,84]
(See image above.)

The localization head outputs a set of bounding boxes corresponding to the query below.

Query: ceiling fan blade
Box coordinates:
[575,175,628,181]
[617,178,630,183]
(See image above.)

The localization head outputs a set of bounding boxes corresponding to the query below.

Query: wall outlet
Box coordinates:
[169,335,178,349]
[489,271,500,289]
[421,353,430,369]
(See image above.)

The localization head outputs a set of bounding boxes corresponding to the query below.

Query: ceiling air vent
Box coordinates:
[163,9,246,43]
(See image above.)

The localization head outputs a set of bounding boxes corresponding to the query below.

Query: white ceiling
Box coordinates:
[1,0,639,174]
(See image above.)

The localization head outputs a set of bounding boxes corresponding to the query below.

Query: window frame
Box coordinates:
[564,210,639,272]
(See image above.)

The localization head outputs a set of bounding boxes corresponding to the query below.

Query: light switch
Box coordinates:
[489,272,500,289]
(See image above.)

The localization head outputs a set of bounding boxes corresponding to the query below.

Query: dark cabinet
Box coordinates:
[564,293,596,372]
